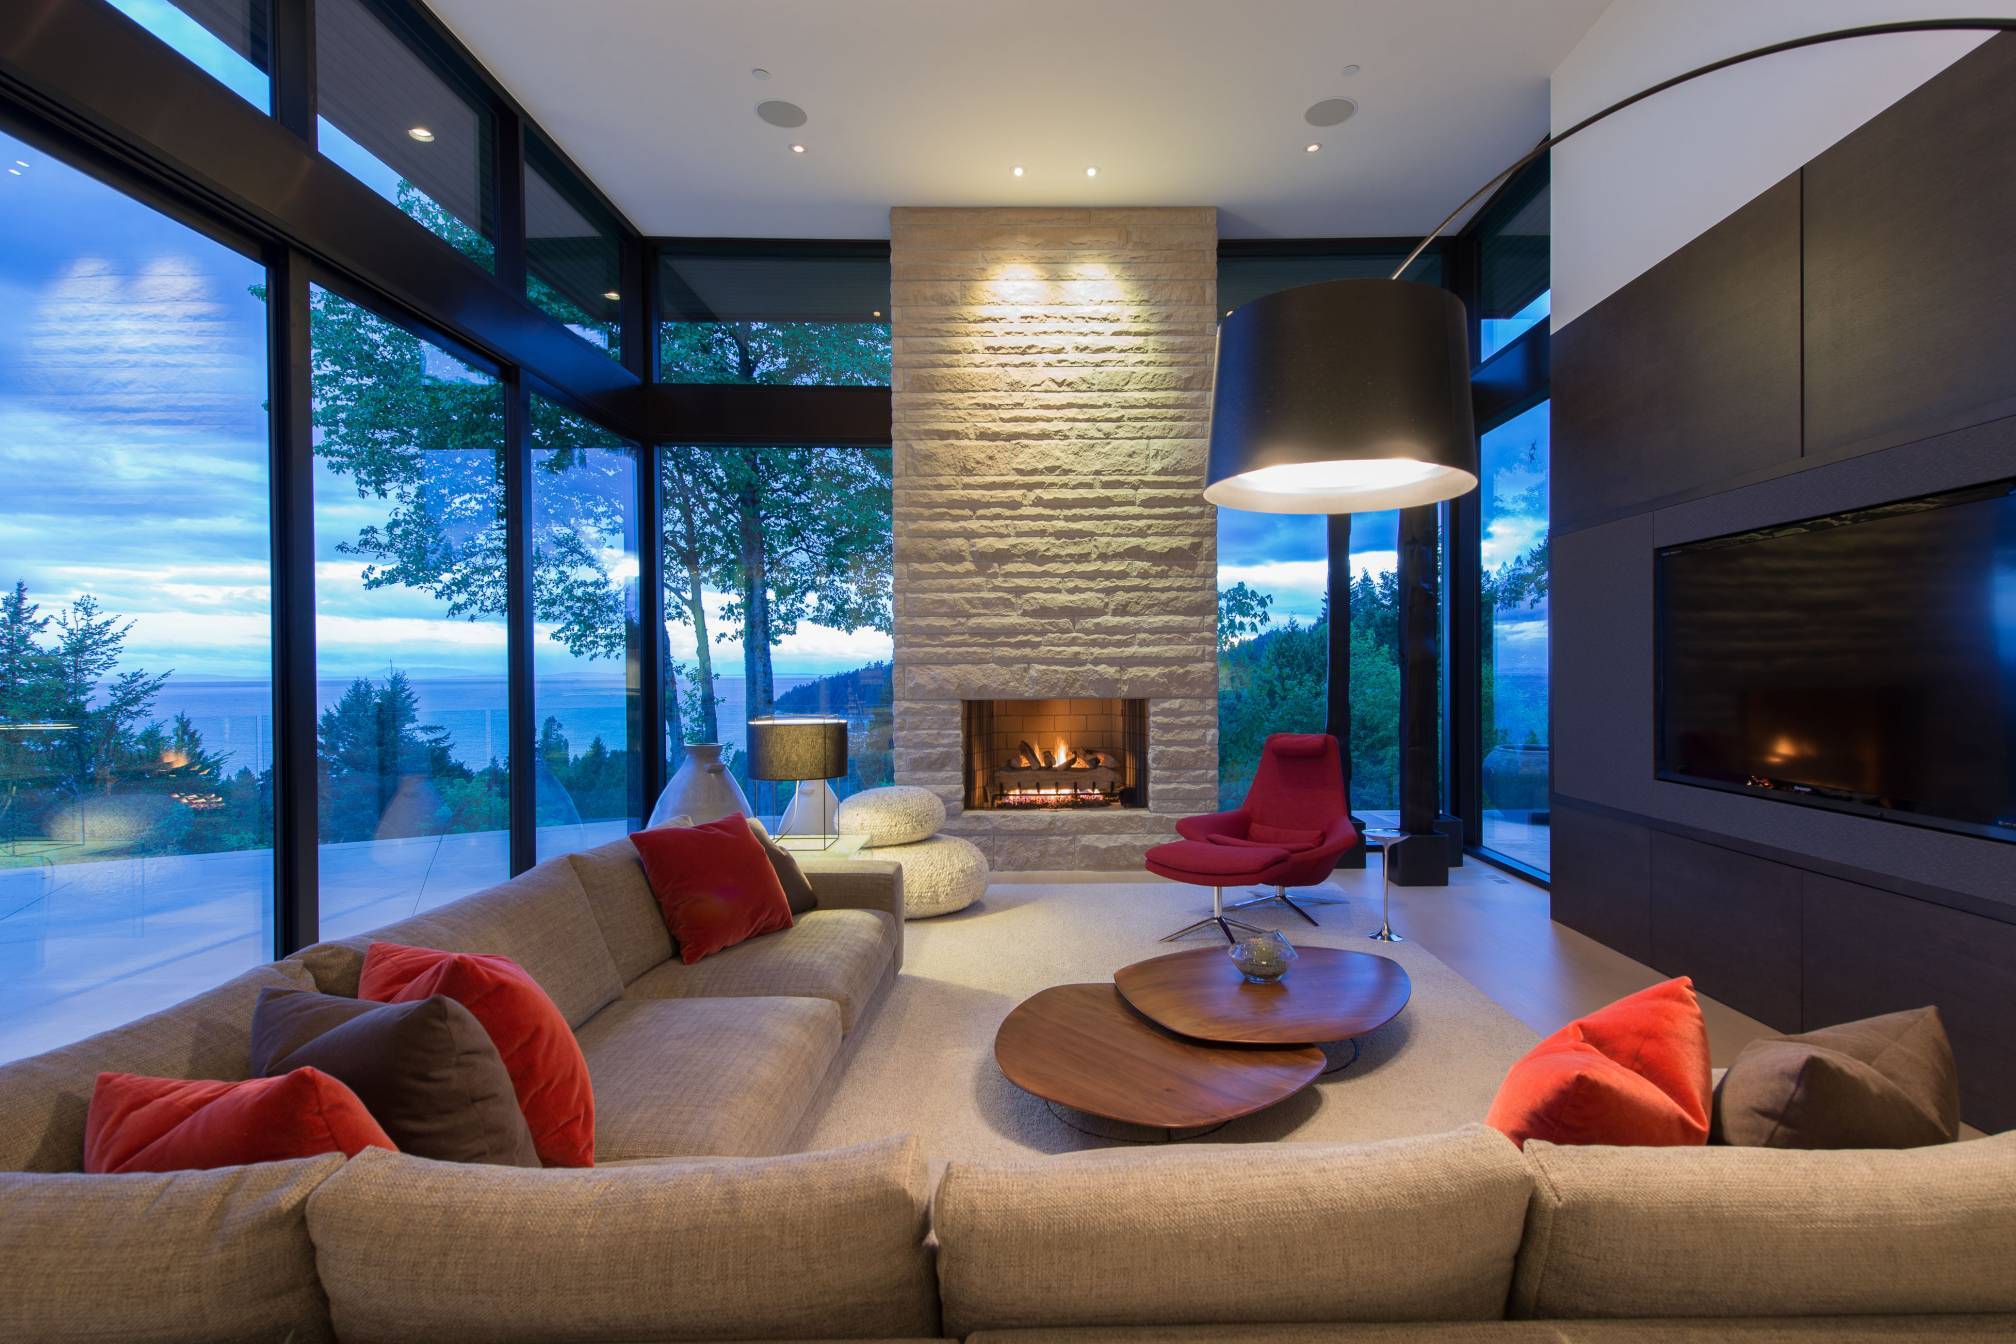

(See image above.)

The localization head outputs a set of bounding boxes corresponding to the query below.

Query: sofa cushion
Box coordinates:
[84,1068,394,1173]
[575,995,841,1159]
[625,907,895,1033]
[306,1138,937,1343]
[1512,1130,2016,1319]
[933,1125,1533,1336]
[362,943,595,1168]
[1487,978,1710,1148]
[0,961,315,1173]
[1712,1006,1960,1149]
[962,1321,2016,1342]
[285,856,624,1028]
[563,837,674,983]
[251,987,539,1167]
[0,1153,344,1342]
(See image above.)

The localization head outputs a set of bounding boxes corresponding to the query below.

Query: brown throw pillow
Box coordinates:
[250,987,540,1167]
[1712,1005,1959,1149]
[748,817,819,916]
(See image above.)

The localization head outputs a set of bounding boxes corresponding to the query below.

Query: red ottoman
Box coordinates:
[1144,839,1291,943]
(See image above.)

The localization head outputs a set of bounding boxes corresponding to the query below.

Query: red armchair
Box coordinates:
[1176,732,1361,925]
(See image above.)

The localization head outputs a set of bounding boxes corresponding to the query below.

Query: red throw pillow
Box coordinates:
[360,943,594,1168]
[1486,977,1712,1148]
[84,1068,394,1174]
[1248,822,1324,849]
[629,814,794,964]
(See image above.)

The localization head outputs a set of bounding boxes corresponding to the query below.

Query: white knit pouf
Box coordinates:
[836,785,947,848]
[863,834,988,919]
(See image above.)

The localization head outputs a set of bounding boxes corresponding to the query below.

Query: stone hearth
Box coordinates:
[888,206,1220,869]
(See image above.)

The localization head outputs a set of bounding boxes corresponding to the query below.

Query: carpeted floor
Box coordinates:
[806,870,1539,1161]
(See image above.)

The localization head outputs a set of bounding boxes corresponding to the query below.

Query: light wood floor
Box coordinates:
[1363,857,1777,1066]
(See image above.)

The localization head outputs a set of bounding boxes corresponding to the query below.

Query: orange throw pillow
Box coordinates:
[84,1068,394,1173]
[628,814,794,964]
[360,943,594,1167]
[1486,977,1712,1148]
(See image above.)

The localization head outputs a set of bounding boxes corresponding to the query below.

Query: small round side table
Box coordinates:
[1361,827,1408,943]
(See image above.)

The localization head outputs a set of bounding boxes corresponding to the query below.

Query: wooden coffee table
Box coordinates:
[994,983,1325,1131]
[1114,946,1412,1046]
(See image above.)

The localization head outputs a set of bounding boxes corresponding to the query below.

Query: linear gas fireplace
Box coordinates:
[962,698,1148,811]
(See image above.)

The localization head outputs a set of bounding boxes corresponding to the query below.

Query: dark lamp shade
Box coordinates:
[746,716,848,782]
[1205,278,1478,513]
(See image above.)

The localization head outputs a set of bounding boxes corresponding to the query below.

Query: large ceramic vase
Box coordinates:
[648,743,752,826]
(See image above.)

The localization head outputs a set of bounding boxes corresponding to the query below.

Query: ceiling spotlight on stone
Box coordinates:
[1303,98,1357,127]
[756,99,807,128]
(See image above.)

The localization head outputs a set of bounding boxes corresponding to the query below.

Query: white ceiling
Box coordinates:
[427,0,1611,239]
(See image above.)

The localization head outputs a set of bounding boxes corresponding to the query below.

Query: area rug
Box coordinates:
[806,870,1539,1160]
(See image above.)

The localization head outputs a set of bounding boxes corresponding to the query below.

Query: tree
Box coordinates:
[1216,582,1274,651]
[316,672,461,843]
[658,320,890,388]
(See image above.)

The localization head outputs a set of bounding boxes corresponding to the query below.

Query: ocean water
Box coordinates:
[165,674,813,774]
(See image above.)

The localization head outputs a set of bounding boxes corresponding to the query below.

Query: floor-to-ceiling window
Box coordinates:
[310,287,510,938]
[1464,154,1551,876]
[1346,511,1404,814]
[1478,401,1551,870]
[526,134,622,361]
[660,444,894,816]
[0,127,273,1060]
[1215,512,1327,808]
[532,398,641,858]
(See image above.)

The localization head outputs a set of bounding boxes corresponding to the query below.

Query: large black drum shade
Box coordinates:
[1205,279,1477,513]
[746,716,848,781]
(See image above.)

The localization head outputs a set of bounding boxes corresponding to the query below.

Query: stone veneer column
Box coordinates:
[888,207,1220,870]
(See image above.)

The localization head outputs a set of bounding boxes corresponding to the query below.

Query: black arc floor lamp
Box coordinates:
[1204,19,2016,881]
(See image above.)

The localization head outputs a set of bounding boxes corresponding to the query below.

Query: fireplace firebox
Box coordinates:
[962,698,1148,810]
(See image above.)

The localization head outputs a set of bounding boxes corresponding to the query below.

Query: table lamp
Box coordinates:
[747,715,848,851]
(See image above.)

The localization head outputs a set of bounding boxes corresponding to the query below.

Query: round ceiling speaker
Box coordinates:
[756,100,808,128]
[1304,98,1357,127]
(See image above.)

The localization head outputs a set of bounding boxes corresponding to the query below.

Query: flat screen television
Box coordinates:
[1655,478,2016,843]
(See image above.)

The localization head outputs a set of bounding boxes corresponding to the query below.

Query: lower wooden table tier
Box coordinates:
[993,983,1325,1130]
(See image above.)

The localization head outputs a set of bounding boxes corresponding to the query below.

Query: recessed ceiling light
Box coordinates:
[5,169,19,177]
[602,290,621,301]
[1305,142,1321,153]
[790,143,806,154]
[1341,64,1361,76]
[872,309,883,318]
[757,99,808,128]
[1224,309,1234,317]
[1085,166,1098,178]
[1304,98,1357,128]
[13,160,26,167]
[1012,165,1024,177]
[751,68,770,80]
[407,126,435,142]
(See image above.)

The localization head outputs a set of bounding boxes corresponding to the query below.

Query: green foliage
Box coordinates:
[0,582,249,858]
[1216,582,1273,651]
[659,320,890,387]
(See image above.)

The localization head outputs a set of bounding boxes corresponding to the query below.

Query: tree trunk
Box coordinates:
[663,461,720,742]
[736,448,774,725]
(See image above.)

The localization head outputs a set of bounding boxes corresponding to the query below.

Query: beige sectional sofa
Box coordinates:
[2,840,2012,1343]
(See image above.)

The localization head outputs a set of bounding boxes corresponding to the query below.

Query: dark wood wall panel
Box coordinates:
[1803,873,2016,1133]
[1648,833,1803,1032]
[1552,177,1802,534]
[1804,35,2016,460]
[1550,805,1652,963]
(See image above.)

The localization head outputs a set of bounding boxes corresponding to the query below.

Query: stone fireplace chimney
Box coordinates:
[888,207,1220,869]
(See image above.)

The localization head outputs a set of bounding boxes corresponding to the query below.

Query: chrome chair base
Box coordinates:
[1225,885,1323,926]
[1162,885,1267,943]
